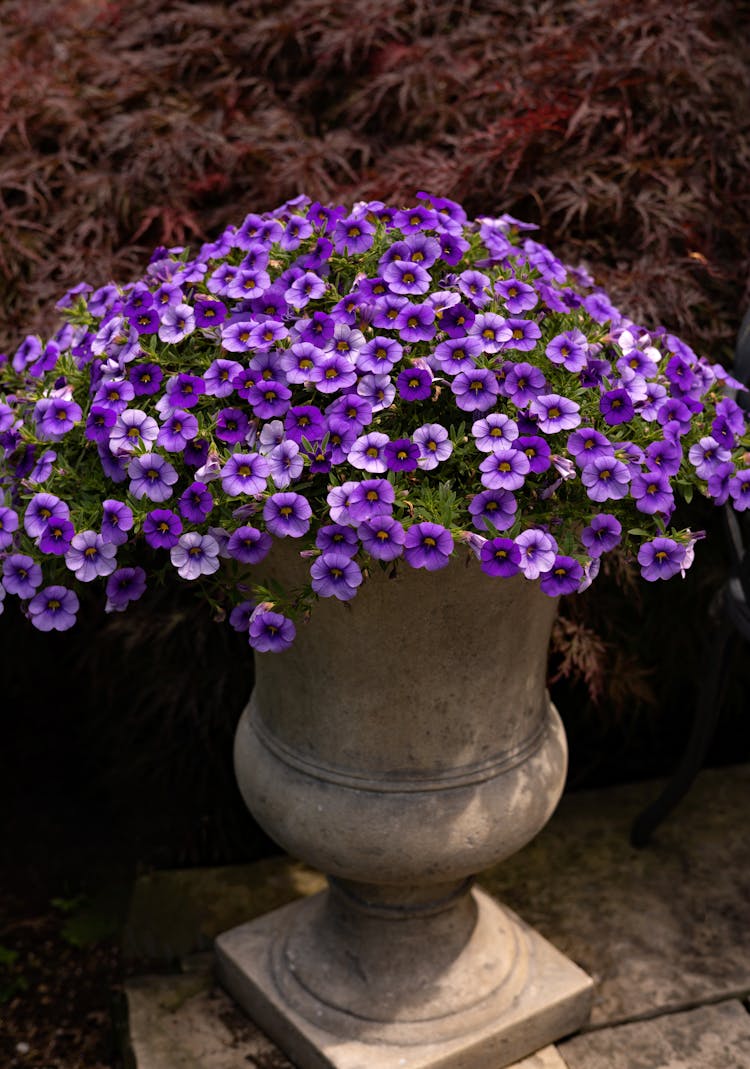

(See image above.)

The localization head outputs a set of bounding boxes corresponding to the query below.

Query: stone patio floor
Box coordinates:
[123,763,750,1069]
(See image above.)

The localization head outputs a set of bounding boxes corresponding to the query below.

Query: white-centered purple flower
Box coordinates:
[515,528,557,580]
[158,302,196,343]
[170,532,221,580]
[403,522,454,571]
[27,585,79,632]
[310,552,363,600]
[220,453,270,497]
[472,413,519,452]
[263,492,312,538]
[128,453,179,502]
[65,530,118,582]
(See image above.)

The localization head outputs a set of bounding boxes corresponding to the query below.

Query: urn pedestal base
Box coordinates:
[215,885,594,1069]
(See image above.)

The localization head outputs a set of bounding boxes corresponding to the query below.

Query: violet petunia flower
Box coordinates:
[580,514,622,557]
[27,585,79,632]
[178,481,214,523]
[143,509,183,548]
[630,470,675,515]
[396,366,432,401]
[0,506,19,550]
[472,414,519,452]
[65,530,118,582]
[110,408,159,454]
[452,367,499,412]
[3,553,43,597]
[316,524,359,558]
[158,302,196,343]
[170,532,221,580]
[637,538,685,581]
[349,432,389,474]
[728,470,750,511]
[529,394,581,434]
[515,528,557,580]
[36,397,83,440]
[468,488,517,532]
[540,556,584,596]
[23,493,70,539]
[384,438,420,472]
[348,479,395,523]
[580,456,630,502]
[479,448,530,491]
[310,552,363,600]
[105,567,147,612]
[248,609,296,652]
[128,453,179,502]
[220,453,270,497]
[263,492,312,538]
[268,440,304,488]
[227,525,272,564]
[101,499,134,545]
[413,423,452,470]
[403,522,454,571]
[479,537,521,577]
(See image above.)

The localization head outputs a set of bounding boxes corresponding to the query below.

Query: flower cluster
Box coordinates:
[1,194,747,647]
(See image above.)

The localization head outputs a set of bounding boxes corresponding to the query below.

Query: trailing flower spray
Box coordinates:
[1,194,747,648]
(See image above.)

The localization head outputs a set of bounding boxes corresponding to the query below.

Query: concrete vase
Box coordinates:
[216,552,594,1069]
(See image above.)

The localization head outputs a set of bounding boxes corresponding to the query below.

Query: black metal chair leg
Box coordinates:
[630,603,737,847]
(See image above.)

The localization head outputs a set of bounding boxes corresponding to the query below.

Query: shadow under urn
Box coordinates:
[216,551,594,1069]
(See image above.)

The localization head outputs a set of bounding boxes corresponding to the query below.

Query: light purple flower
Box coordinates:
[393,302,436,342]
[36,397,82,440]
[545,330,588,372]
[101,499,134,545]
[204,358,242,397]
[433,335,483,375]
[27,585,79,631]
[567,428,613,466]
[637,538,685,581]
[24,493,70,539]
[0,506,19,550]
[356,373,396,412]
[413,423,452,470]
[263,492,312,538]
[479,448,530,491]
[65,530,118,582]
[110,408,159,454]
[529,393,581,434]
[128,453,179,502]
[357,336,402,374]
[494,277,538,314]
[220,453,270,497]
[403,522,454,571]
[472,414,518,452]
[158,302,195,343]
[503,362,546,405]
[688,437,731,479]
[630,470,675,515]
[29,450,56,483]
[349,432,389,473]
[316,524,359,557]
[170,532,221,580]
[503,318,542,352]
[383,260,431,296]
[515,528,557,580]
[310,551,363,600]
[452,368,499,412]
[469,312,513,353]
[348,479,395,523]
[327,481,359,524]
[469,488,517,532]
[358,515,406,561]
[310,354,357,395]
[729,470,750,511]
[3,553,43,597]
[286,271,327,308]
[581,456,630,502]
[268,440,304,488]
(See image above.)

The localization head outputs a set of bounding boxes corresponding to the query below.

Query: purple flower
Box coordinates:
[384,438,420,472]
[479,448,530,491]
[170,532,221,580]
[94,379,134,413]
[158,302,195,343]
[194,296,227,328]
[356,373,395,412]
[105,567,147,612]
[204,358,241,397]
[348,479,395,523]
[515,528,557,580]
[24,493,70,538]
[229,600,256,633]
[101,499,134,545]
[227,525,272,564]
[246,378,292,419]
[396,366,432,401]
[263,492,312,538]
[286,271,327,308]
[495,278,538,314]
[27,585,79,632]
[545,330,588,372]
[515,435,551,474]
[310,552,363,600]
[479,537,521,577]
[503,362,547,406]
[36,397,82,440]
[433,335,483,375]
[729,470,750,511]
[383,260,431,296]
[581,456,630,502]
[331,214,375,255]
[457,269,490,306]
[403,522,454,571]
[144,509,183,548]
[529,393,581,434]
[688,437,731,479]
[110,408,159,454]
[637,538,685,581]
[248,609,296,652]
[600,388,635,426]
[165,373,205,410]
[503,318,542,352]
[581,514,622,557]
[567,428,613,466]
[349,432,389,473]
[128,453,179,502]
[220,453,270,497]
[630,470,675,515]
[215,407,250,444]
[358,515,406,561]
[284,405,326,445]
[357,336,402,374]
[472,413,518,452]
[468,488,517,532]
[540,556,584,596]
[65,530,118,582]
[3,553,43,597]
[645,438,683,476]
[413,423,452,470]
[326,393,372,433]
[179,481,214,522]
[29,450,56,484]
[0,506,19,550]
[309,354,357,395]
[470,312,513,353]
[707,461,735,505]
[86,405,117,443]
[451,367,499,412]
[316,524,359,557]
[393,302,436,342]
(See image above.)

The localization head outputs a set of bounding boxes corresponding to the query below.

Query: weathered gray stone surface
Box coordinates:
[558,1000,750,1067]
[124,959,569,1069]
[480,764,750,1027]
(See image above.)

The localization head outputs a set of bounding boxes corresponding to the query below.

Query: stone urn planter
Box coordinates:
[216,550,594,1069]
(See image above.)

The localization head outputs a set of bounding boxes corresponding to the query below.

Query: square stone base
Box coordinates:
[215,889,594,1069]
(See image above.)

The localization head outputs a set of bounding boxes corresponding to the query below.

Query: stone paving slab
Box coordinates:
[558,1000,750,1068]
[124,960,567,1069]
[481,764,750,1027]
